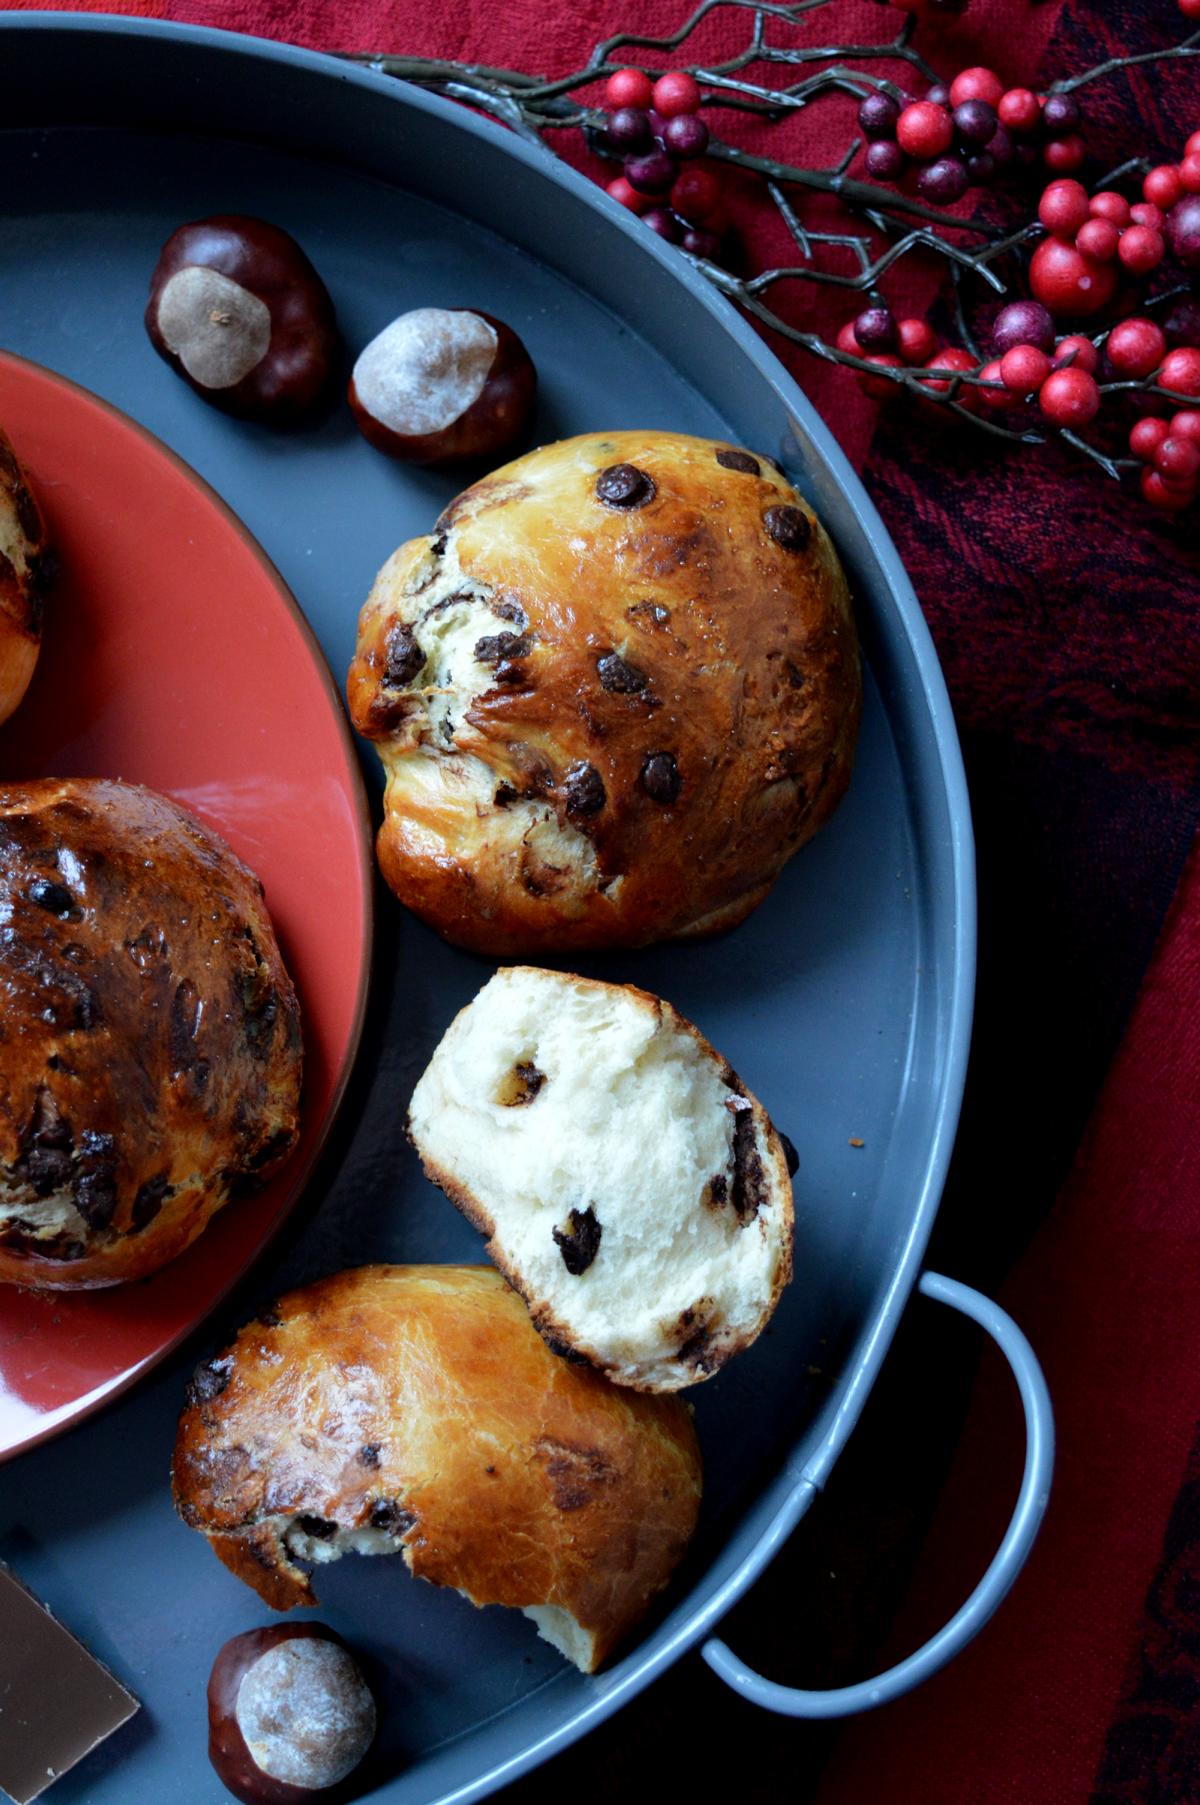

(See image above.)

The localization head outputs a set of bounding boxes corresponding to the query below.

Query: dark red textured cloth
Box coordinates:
[6,3,1199,1801]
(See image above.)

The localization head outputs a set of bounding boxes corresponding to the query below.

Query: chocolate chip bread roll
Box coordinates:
[346,429,860,954]
[173,1265,702,1673]
[408,968,794,1391]
[0,427,52,728]
[0,779,302,1287]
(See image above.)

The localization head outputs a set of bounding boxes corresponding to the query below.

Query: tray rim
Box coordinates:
[0,11,977,1795]
[0,344,376,1462]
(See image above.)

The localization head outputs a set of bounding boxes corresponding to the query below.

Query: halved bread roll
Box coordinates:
[172,1265,702,1673]
[408,968,794,1392]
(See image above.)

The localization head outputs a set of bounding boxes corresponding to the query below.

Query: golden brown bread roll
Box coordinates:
[0,428,51,728]
[346,429,860,954]
[172,1265,703,1673]
[409,968,794,1391]
[0,779,302,1288]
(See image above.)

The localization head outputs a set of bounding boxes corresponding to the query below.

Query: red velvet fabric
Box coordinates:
[6,3,1199,1799]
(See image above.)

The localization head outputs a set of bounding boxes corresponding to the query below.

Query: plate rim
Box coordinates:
[0,344,376,1462]
[1,12,977,1793]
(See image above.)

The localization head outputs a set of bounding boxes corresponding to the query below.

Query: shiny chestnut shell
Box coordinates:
[207,1623,375,1805]
[348,308,536,465]
[145,215,340,425]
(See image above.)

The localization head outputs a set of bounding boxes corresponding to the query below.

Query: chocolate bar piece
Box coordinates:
[0,1564,138,1804]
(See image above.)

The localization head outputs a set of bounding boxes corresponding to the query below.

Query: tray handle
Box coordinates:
[701,1270,1054,1718]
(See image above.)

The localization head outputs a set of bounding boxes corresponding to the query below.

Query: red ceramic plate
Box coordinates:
[0,350,373,1460]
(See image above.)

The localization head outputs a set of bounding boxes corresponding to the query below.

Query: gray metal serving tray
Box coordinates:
[0,16,1050,1802]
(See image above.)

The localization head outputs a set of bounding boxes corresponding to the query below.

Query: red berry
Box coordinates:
[1129,416,1169,461]
[1154,436,1200,483]
[896,101,953,160]
[856,353,905,402]
[1169,409,1200,445]
[949,67,1004,109]
[998,88,1041,133]
[978,358,1020,409]
[669,165,722,225]
[1106,317,1167,379]
[1180,157,1200,195]
[1144,165,1183,210]
[1038,179,1090,235]
[1043,135,1086,175]
[1089,191,1131,226]
[919,347,979,409]
[1180,0,1200,21]
[999,344,1052,391]
[896,318,939,364]
[1141,468,1195,511]
[1075,218,1120,262]
[1053,334,1100,373]
[1117,225,1165,274]
[1188,131,1200,160]
[1030,237,1119,318]
[652,71,701,118]
[1130,202,1166,231]
[606,176,651,214]
[836,320,863,356]
[1038,366,1101,426]
[605,68,653,110]
[1160,347,1200,396]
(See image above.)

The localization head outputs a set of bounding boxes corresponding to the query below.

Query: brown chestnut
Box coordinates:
[208,1623,376,1804]
[348,307,536,464]
[146,215,340,425]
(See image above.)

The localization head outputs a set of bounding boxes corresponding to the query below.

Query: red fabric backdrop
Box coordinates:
[5,3,1199,1800]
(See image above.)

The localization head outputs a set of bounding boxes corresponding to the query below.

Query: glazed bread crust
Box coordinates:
[0,779,302,1288]
[172,1265,703,1672]
[346,429,860,954]
[0,428,51,728]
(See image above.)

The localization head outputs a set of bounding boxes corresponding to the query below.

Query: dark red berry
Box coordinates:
[993,300,1056,356]
[966,151,997,186]
[918,156,969,204]
[953,99,998,147]
[1000,344,1052,391]
[608,107,653,152]
[669,165,722,225]
[858,92,901,140]
[1170,410,1200,445]
[1130,203,1166,231]
[1041,93,1081,136]
[1141,468,1194,511]
[865,140,907,181]
[854,306,899,352]
[680,226,721,260]
[662,114,709,159]
[924,84,952,109]
[977,359,1020,410]
[1181,156,1200,194]
[624,150,677,194]
[1165,196,1200,270]
[642,207,680,242]
[836,320,863,356]
[919,347,979,406]
[856,352,905,401]
[606,176,651,214]
[1154,436,1200,483]
[1164,297,1200,348]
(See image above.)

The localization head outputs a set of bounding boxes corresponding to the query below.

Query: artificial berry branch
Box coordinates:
[343,1,1200,511]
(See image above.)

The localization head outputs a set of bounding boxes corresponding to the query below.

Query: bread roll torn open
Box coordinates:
[408,968,794,1391]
